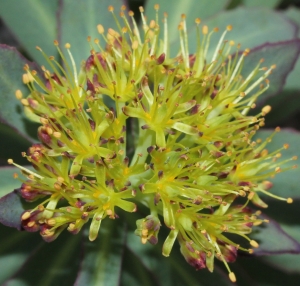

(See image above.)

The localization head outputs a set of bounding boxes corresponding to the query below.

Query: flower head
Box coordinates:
[8,4,297,282]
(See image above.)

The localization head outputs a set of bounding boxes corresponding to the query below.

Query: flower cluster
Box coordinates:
[8,5,296,282]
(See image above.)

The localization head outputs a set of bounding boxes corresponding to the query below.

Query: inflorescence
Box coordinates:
[8,4,297,282]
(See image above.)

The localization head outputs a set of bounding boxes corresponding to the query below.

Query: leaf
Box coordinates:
[283,7,300,91]
[0,190,27,230]
[237,253,300,286]
[74,219,126,286]
[0,45,39,143]
[258,7,300,126]
[251,214,300,256]
[144,0,229,44]
[0,223,42,284]
[0,125,32,166]
[0,166,33,198]
[262,224,300,274]
[121,246,161,286]
[0,0,59,66]
[200,7,297,59]
[254,129,300,199]
[242,40,300,104]
[284,6,300,29]
[262,90,300,126]
[242,0,280,8]
[59,0,126,67]
[3,230,81,286]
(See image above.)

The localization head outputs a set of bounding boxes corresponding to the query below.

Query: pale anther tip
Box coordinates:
[226,25,233,31]
[108,5,114,12]
[21,211,31,220]
[250,240,259,248]
[97,24,104,34]
[15,89,23,99]
[262,105,271,114]
[287,198,293,204]
[229,272,236,283]
[7,159,14,164]
[65,43,71,49]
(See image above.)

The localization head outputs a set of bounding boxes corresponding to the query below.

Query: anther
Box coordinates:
[262,105,271,115]
[21,211,31,220]
[97,24,104,34]
[250,240,259,248]
[287,198,293,204]
[15,89,23,99]
[229,272,236,283]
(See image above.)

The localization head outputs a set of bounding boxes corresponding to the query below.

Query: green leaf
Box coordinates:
[251,214,300,255]
[254,129,300,199]
[145,0,229,43]
[0,190,27,230]
[0,124,32,166]
[0,0,59,66]
[0,224,42,284]
[236,253,300,286]
[242,40,300,103]
[284,7,300,28]
[59,0,125,67]
[242,0,280,8]
[0,45,39,143]
[75,219,126,286]
[262,224,300,274]
[121,246,161,286]
[259,7,300,126]
[200,7,297,58]
[0,166,33,198]
[3,230,81,286]
[282,7,300,90]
